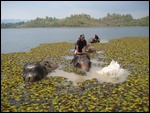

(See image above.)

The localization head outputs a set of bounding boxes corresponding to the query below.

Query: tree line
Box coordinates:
[1,13,149,28]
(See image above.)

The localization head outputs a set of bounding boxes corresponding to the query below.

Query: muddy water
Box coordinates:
[48,51,130,86]
[48,63,129,86]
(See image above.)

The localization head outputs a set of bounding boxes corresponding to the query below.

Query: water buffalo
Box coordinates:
[23,61,58,83]
[40,60,59,73]
[88,37,100,43]
[70,54,91,72]
[85,43,97,53]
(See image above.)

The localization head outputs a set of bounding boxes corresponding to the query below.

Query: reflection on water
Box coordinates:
[70,49,75,52]
[48,70,86,86]
[62,56,74,60]
[100,39,109,43]
[96,51,104,54]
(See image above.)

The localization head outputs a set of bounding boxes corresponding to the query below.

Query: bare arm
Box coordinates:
[76,45,79,52]
[82,46,86,53]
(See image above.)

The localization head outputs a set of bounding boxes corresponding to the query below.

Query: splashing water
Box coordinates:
[96,60,130,83]
[48,60,130,86]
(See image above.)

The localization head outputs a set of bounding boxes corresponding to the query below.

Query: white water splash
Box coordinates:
[48,60,130,86]
[96,60,130,83]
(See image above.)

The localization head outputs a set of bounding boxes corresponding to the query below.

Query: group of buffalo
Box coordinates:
[23,37,100,84]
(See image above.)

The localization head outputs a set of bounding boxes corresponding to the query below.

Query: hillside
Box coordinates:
[1,19,28,24]
[1,13,149,28]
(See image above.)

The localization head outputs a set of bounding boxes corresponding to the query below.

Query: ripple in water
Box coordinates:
[48,60,130,86]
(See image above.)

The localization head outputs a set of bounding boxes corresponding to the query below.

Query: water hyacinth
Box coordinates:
[1,37,149,112]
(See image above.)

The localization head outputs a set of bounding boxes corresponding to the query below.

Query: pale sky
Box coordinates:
[1,1,149,20]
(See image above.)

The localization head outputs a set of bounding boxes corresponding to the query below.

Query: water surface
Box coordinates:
[1,27,149,54]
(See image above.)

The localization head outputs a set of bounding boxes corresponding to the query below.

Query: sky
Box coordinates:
[1,1,149,20]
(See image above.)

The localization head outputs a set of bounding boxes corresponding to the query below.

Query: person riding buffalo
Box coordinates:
[71,34,91,72]
[94,34,100,42]
[75,34,87,54]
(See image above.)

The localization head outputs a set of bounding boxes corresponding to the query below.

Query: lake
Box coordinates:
[1,26,149,54]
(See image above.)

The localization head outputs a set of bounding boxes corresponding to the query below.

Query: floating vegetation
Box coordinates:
[1,37,149,112]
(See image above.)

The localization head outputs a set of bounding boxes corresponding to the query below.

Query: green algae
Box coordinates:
[1,37,149,112]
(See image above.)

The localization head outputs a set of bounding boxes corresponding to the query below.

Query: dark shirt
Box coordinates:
[76,39,87,52]
[95,35,99,40]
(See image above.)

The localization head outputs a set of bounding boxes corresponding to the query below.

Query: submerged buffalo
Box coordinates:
[88,37,100,43]
[85,43,97,53]
[23,60,58,83]
[70,54,91,72]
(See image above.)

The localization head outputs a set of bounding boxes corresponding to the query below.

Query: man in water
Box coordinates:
[75,34,87,54]
[71,34,90,72]
[94,34,100,42]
